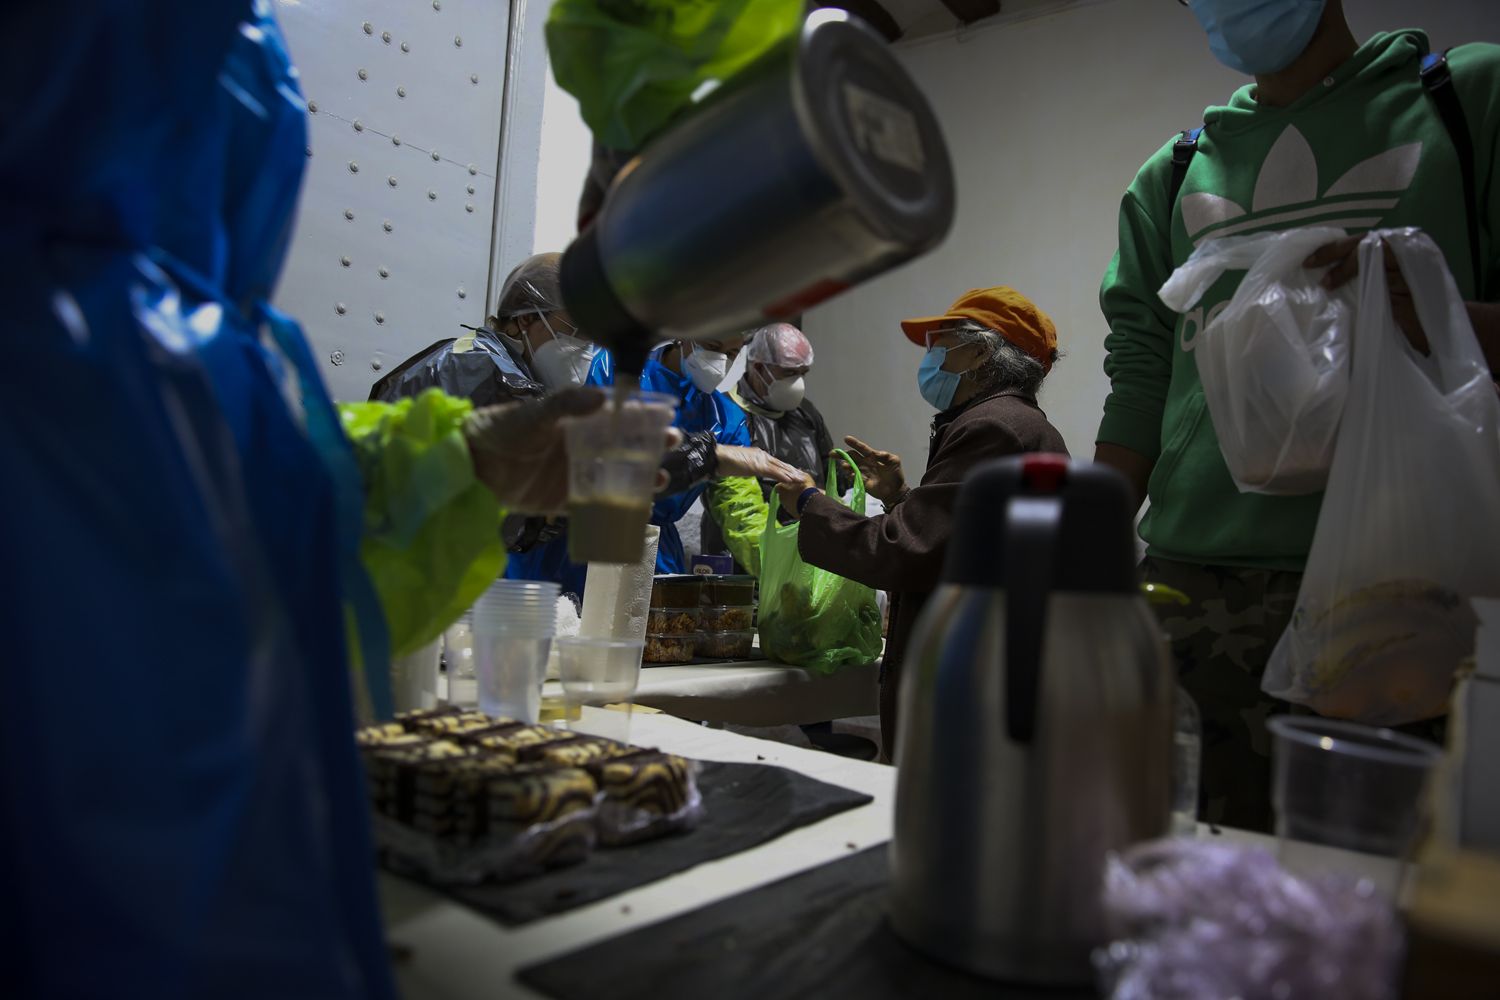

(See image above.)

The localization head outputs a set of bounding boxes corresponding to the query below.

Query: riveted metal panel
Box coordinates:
[273,0,511,401]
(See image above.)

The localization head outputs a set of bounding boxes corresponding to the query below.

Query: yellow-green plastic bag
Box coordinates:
[758,449,882,675]
[546,0,803,152]
[339,389,506,658]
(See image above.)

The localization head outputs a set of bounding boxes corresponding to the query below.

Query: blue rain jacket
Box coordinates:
[0,2,394,997]
[588,346,752,572]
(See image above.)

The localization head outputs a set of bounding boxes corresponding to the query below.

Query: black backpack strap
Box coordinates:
[1420,49,1483,296]
[1167,126,1204,207]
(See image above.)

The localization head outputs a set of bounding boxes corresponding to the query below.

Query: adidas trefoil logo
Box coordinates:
[1182,125,1421,246]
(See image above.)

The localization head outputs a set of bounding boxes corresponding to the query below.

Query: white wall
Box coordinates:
[799,0,1496,476]
[532,53,594,256]
[274,0,516,402]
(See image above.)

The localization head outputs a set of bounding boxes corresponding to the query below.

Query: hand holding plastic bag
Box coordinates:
[1264,229,1500,725]
[758,449,883,674]
[1159,226,1354,494]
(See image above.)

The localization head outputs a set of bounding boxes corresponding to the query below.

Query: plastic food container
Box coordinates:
[698,630,755,659]
[643,632,698,664]
[701,605,755,631]
[647,607,702,636]
[699,575,756,607]
[651,575,703,609]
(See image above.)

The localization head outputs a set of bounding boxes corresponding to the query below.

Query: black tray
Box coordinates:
[518,845,1098,1000]
[407,760,872,926]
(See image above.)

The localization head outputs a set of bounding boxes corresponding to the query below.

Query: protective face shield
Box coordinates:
[917,345,964,411]
[1188,0,1326,76]
[764,374,806,413]
[682,343,730,393]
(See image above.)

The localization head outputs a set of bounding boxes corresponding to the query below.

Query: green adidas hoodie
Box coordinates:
[1098,30,1500,572]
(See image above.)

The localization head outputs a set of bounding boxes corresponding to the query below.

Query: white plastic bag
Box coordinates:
[1159,226,1354,494]
[1264,229,1500,725]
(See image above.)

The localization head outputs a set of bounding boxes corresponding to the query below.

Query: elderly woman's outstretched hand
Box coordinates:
[843,435,907,505]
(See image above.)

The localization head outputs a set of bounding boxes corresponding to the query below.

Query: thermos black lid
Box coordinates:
[942,454,1138,593]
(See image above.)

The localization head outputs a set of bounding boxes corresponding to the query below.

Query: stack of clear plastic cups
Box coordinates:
[390,637,442,713]
[470,580,561,722]
[442,611,475,708]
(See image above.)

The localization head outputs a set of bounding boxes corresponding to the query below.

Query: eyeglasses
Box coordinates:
[924,327,970,350]
[523,311,580,340]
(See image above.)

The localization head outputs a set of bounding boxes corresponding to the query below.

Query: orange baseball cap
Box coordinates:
[901,286,1058,373]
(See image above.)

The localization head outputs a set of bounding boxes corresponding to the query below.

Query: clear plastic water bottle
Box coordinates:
[1173,683,1202,835]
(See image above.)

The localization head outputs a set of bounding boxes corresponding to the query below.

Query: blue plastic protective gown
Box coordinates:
[0,2,395,997]
[588,346,752,572]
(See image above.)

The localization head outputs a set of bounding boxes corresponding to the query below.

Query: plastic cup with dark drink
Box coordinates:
[563,390,676,565]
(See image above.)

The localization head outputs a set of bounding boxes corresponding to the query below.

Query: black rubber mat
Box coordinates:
[518,844,1098,1000]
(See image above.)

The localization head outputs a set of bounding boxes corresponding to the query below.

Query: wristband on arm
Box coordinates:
[796,487,820,517]
[658,430,720,496]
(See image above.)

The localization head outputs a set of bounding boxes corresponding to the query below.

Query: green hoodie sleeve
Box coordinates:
[1097,140,1180,461]
[1448,42,1500,300]
[338,389,505,657]
[704,475,767,576]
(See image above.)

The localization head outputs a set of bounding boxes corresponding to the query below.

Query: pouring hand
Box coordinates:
[716,445,806,485]
[467,389,679,514]
[842,435,907,505]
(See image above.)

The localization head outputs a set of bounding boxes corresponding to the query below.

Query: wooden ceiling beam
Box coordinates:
[817,1,903,43]
[938,0,1002,24]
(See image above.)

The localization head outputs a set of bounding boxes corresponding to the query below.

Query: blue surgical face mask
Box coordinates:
[1188,0,1326,76]
[918,346,963,411]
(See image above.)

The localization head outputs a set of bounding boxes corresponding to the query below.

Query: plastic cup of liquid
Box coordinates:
[1267,716,1442,897]
[562,390,676,565]
[556,637,645,744]
[471,581,559,722]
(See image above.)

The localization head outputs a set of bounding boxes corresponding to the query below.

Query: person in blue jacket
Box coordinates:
[1,3,643,996]
[509,334,800,591]
[590,335,754,574]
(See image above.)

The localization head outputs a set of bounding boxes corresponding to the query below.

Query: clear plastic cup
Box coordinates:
[473,634,553,722]
[471,581,559,721]
[472,582,559,635]
[557,637,645,743]
[391,638,441,713]
[1268,716,1443,897]
[562,391,675,565]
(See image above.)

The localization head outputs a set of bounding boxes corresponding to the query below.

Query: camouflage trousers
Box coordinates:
[1140,556,1301,833]
[1142,557,1449,834]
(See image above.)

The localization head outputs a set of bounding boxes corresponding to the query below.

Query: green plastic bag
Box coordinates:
[339,389,506,659]
[758,449,883,675]
[546,0,803,152]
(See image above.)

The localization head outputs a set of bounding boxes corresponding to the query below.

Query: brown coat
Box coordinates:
[796,390,1069,755]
